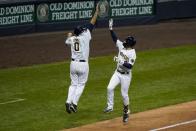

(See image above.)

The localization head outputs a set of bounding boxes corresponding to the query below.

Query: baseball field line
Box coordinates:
[0,98,25,105]
[150,119,196,131]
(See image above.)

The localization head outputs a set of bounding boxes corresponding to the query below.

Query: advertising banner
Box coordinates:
[0,4,35,26]
[109,0,155,17]
[0,0,157,36]
[0,0,155,26]
[36,1,95,23]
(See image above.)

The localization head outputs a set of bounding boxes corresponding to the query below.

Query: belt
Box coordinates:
[72,58,86,62]
[117,69,129,74]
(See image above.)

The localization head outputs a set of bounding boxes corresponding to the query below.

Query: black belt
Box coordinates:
[117,69,129,74]
[72,58,86,62]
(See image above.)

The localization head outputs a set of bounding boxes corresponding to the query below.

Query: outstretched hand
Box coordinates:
[90,3,99,25]
[96,4,99,14]
[109,19,113,30]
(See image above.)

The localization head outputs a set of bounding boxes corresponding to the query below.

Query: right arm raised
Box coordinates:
[109,19,124,50]
[90,4,99,25]
[85,4,99,32]
[109,19,118,43]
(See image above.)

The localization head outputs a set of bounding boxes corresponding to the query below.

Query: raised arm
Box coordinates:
[110,30,118,43]
[85,4,99,32]
[90,4,99,25]
[109,19,118,43]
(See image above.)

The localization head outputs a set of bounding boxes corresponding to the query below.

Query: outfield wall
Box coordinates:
[157,0,196,20]
[0,0,196,36]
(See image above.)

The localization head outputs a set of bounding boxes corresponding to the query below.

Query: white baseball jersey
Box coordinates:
[116,40,136,73]
[65,29,91,61]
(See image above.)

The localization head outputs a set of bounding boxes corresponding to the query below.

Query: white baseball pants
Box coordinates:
[107,71,132,109]
[66,61,89,105]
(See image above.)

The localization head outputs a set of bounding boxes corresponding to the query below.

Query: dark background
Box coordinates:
[0,0,196,36]
[0,0,196,68]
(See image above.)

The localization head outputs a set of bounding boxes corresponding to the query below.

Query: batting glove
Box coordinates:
[113,56,118,62]
[109,19,113,30]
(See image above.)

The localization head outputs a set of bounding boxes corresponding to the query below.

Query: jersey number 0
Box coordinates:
[74,39,80,52]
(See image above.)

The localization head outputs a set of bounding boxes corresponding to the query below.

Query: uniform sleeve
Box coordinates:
[83,29,91,41]
[116,40,124,50]
[110,30,118,43]
[84,23,94,32]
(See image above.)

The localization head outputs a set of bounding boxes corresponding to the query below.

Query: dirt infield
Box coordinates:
[63,101,196,131]
[0,19,196,68]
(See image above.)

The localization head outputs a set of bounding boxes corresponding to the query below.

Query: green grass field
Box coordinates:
[0,45,196,131]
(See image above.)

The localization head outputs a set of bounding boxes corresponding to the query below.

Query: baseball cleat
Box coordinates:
[70,103,77,113]
[123,105,130,123]
[123,112,129,123]
[103,107,113,113]
[65,103,72,114]
[123,110,130,123]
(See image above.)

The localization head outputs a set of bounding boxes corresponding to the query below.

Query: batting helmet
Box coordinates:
[123,36,136,48]
[74,26,87,36]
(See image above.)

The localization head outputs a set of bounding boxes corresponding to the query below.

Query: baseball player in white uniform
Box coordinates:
[104,19,137,123]
[65,6,99,114]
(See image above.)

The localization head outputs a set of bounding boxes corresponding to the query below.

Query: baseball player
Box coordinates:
[104,19,137,123]
[65,5,99,114]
